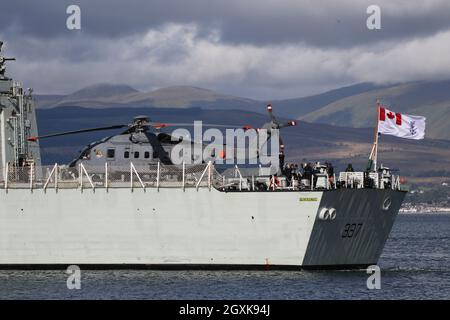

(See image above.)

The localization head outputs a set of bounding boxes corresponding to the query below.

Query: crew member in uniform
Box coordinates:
[345,163,355,172]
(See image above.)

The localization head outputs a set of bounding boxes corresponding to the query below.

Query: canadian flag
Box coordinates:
[378,106,426,140]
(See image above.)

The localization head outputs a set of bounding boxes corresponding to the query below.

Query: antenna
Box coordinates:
[0,41,16,78]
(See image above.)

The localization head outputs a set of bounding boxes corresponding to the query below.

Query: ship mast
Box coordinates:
[367,101,380,172]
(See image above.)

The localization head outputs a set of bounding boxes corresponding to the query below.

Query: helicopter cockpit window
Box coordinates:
[158,133,183,145]
[107,149,115,159]
[134,151,140,159]
[124,151,130,159]
[81,150,90,160]
[144,151,150,159]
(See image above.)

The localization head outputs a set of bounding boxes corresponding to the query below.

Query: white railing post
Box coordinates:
[196,163,210,191]
[208,161,212,191]
[79,163,84,191]
[55,164,58,192]
[29,163,34,191]
[311,176,314,191]
[80,163,95,191]
[4,162,8,191]
[44,163,58,192]
[156,161,160,192]
[130,162,133,191]
[234,165,243,191]
[79,162,82,190]
[182,161,185,192]
[130,162,145,191]
[105,162,108,191]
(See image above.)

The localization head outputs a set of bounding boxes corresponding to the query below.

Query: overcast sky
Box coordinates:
[1,0,450,99]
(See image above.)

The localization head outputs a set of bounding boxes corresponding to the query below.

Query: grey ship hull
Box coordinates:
[0,187,405,269]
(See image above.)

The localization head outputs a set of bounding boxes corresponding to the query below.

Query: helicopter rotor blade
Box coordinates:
[242,125,256,131]
[27,124,128,141]
[150,123,169,130]
[279,135,286,155]
[266,104,276,122]
[143,131,173,165]
[146,122,242,129]
[278,120,297,129]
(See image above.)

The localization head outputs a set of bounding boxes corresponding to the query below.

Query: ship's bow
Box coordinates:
[301,189,406,269]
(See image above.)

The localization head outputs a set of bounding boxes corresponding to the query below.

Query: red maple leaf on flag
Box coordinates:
[379,107,402,125]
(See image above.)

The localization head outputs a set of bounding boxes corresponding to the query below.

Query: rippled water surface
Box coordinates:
[0,214,449,299]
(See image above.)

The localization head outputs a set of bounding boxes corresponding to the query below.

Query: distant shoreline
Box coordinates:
[399,208,450,214]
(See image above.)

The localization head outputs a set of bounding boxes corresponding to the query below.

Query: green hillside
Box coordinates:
[301,80,450,140]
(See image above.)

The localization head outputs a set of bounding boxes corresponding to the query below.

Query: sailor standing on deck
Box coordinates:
[302,163,313,180]
[326,162,335,186]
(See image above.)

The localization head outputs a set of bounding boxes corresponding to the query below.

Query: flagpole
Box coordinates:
[373,102,380,171]
[367,101,380,172]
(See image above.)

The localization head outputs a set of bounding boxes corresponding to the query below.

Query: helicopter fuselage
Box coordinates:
[69,131,181,167]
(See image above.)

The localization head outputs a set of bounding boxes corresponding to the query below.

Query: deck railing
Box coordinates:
[1,162,221,191]
[0,162,401,191]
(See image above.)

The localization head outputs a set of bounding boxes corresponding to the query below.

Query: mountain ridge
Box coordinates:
[35,79,450,140]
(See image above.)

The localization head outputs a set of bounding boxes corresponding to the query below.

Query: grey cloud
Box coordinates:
[2,23,450,99]
[2,1,450,99]
[2,0,450,48]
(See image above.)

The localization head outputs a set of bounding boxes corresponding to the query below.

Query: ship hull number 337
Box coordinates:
[341,223,363,238]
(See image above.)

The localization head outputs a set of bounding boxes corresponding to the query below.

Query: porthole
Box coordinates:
[318,208,330,220]
[382,197,392,211]
[329,208,337,220]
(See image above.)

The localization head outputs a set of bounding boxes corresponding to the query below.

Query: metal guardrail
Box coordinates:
[1,161,218,191]
[0,163,401,192]
[338,171,401,190]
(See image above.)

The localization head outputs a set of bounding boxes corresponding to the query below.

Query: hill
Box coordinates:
[300,80,450,140]
[35,80,450,140]
[272,82,388,118]
[36,83,139,108]
[36,85,261,111]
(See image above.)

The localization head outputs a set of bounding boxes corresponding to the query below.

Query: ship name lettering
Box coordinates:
[299,197,318,202]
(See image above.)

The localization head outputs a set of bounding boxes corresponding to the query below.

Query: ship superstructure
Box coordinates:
[0,41,41,169]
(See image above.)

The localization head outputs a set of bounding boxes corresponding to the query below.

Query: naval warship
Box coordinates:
[0,42,406,269]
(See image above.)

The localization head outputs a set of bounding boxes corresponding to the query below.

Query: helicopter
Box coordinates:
[27,104,297,174]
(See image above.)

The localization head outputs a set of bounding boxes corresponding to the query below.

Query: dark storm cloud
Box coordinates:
[2,0,450,48]
[1,1,450,98]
